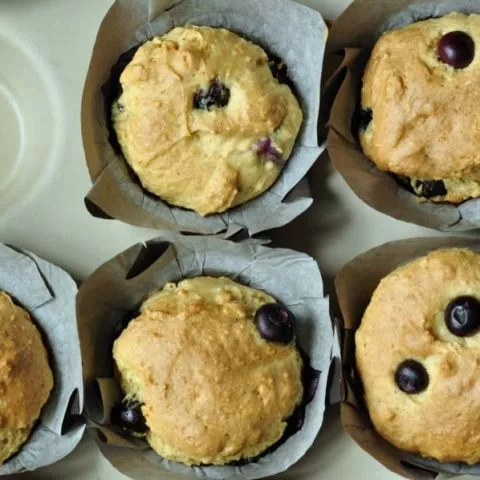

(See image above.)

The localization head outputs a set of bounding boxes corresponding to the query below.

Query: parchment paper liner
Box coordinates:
[81,0,327,236]
[77,232,333,479]
[336,236,480,479]
[325,0,480,231]
[0,244,84,475]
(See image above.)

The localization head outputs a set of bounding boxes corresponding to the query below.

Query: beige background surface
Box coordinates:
[0,0,472,479]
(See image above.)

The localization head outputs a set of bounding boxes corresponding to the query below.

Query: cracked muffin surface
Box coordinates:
[360,13,480,204]
[112,276,303,465]
[112,26,302,216]
[356,248,480,464]
[0,292,53,464]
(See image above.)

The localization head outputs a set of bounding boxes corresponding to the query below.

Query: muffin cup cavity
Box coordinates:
[0,244,84,474]
[81,0,327,236]
[77,232,333,479]
[324,0,480,232]
[335,236,480,479]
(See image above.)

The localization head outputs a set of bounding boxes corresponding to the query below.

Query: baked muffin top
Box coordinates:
[112,25,303,216]
[360,13,480,204]
[0,292,53,464]
[112,277,303,465]
[356,248,480,464]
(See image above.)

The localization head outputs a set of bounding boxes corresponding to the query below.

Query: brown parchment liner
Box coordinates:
[325,0,480,231]
[77,232,334,479]
[336,237,480,479]
[80,0,327,237]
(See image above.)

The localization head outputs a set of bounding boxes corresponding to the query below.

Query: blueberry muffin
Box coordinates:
[356,248,480,464]
[111,26,303,216]
[112,277,303,465]
[360,13,480,204]
[0,292,53,464]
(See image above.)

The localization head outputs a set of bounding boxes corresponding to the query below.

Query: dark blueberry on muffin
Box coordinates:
[111,398,148,436]
[445,296,480,337]
[437,31,475,69]
[358,108,373,131]
[268,53,289,85]
[193,78,230,110]
[255,137,283,165]
[255,303,295,344]
[394,360,429,394]
[414,179,447,198]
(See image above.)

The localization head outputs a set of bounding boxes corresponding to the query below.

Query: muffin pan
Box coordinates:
[1,0,479,479]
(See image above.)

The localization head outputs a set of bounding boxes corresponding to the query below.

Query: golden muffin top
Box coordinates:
[112,25,303,216]
[113,276,303,465]
[0,291,53,464]
[356,248,480,464]
[360,13,480,203]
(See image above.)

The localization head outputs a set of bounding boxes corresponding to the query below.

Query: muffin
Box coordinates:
[360,13,480,204]
[112,276,303,465]
[355,248,480,464]
[0,291,53,464]
[111,25,303,216]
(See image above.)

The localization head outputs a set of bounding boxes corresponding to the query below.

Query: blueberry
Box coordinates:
[255,303,295,344]
[255,137,283,166]
[268,54,289,85]
[111,398,148,435]
[437,31,475,69]
[299,349,321,405]
[414,179,447,198]
[445,296,480,337]
[395,360,429,394]
[358,108,373,131]
[193,78,230,110]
